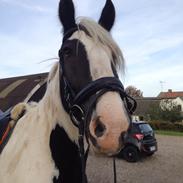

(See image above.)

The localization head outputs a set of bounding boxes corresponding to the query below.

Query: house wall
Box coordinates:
[160,97,183,112]
[173,97,183,112]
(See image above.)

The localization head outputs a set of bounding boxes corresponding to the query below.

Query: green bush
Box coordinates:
[148,121,183,132]
[174,122,183,132]
[146,100,183,123]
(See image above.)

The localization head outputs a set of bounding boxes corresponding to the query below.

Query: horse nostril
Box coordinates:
[94,118,106,137]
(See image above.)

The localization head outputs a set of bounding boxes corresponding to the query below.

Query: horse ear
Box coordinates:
[58,0,76,34]
[98,0,115,31]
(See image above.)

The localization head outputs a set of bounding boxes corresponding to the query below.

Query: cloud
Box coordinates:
[0,0,183,97]
[125,63,183,97]
[111,0,183,96]
[119,34,183,66]
[123,46,183,97]
[73,0,106,20]
[1,0,53,13]
[0,31,59,78]
[112,0,183,61]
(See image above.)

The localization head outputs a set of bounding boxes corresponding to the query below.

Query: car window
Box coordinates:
[138,124,152,133]
[130,124,139,133]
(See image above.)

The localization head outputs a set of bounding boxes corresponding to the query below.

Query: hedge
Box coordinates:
[148,121,183,132]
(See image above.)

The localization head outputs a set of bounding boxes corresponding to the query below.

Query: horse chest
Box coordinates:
[0,116,59,183]
[50,125,82,183]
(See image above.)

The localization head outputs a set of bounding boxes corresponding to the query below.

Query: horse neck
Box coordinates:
[39,63,79,143]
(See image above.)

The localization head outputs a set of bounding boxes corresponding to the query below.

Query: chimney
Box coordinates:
[168,89,172,93]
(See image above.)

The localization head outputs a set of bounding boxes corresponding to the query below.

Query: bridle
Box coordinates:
[59,27,137,183]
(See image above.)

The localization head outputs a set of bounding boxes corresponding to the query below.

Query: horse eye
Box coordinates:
[63,47,72,57]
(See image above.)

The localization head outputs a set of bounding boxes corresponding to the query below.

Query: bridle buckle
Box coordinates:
[70,104,84,127]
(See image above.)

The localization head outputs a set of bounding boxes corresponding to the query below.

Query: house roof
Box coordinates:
[0,73,48,111]
[157,89,183,99]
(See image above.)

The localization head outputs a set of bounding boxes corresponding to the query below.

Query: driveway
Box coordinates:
[86,135,183,183]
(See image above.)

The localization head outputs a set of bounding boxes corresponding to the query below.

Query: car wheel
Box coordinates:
[123,146,140,162]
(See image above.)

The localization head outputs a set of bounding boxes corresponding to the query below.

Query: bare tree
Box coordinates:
[125,85,143,98]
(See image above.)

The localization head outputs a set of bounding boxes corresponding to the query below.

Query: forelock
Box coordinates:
[76,17,125,74]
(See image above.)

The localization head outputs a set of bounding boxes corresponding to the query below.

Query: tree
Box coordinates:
[125,85,143,98]
[146,103,161,121]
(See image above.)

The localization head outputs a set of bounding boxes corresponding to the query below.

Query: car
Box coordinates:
[117,121,157,162]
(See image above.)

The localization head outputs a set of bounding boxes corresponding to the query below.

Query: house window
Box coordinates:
[177,105,182,111]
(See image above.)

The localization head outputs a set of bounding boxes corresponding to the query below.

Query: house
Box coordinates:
[132,89,183,121]
[157,89,183,113]
[157,89,183,99]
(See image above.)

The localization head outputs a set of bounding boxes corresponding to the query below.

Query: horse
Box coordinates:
[0,0,136,182]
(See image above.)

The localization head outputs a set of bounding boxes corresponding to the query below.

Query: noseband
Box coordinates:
[59,27,137,183]
[60,75,136,126]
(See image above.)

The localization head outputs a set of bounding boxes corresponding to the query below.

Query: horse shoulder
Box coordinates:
[0,102,59,183]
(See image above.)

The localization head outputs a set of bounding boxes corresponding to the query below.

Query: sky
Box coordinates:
[0,0,183,97]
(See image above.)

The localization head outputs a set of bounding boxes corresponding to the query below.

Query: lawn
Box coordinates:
[155,130,183,136]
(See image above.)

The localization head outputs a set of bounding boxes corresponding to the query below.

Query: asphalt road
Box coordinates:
[86,135,183,183]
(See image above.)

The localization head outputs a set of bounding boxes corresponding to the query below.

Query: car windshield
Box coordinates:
[138,123,152,133]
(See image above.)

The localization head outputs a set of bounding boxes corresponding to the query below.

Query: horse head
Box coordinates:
[58,0,136,155]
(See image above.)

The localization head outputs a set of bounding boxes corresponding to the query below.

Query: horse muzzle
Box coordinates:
[88,92,130,155]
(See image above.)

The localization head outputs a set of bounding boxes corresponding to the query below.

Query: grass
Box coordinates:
[155,130,183,136]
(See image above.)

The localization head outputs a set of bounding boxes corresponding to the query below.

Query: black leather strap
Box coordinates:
[60,75,136,120]
[59,26,137,183]
[73,77,124,105]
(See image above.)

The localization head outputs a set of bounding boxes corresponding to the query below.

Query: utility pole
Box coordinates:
[160,81,165,92]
